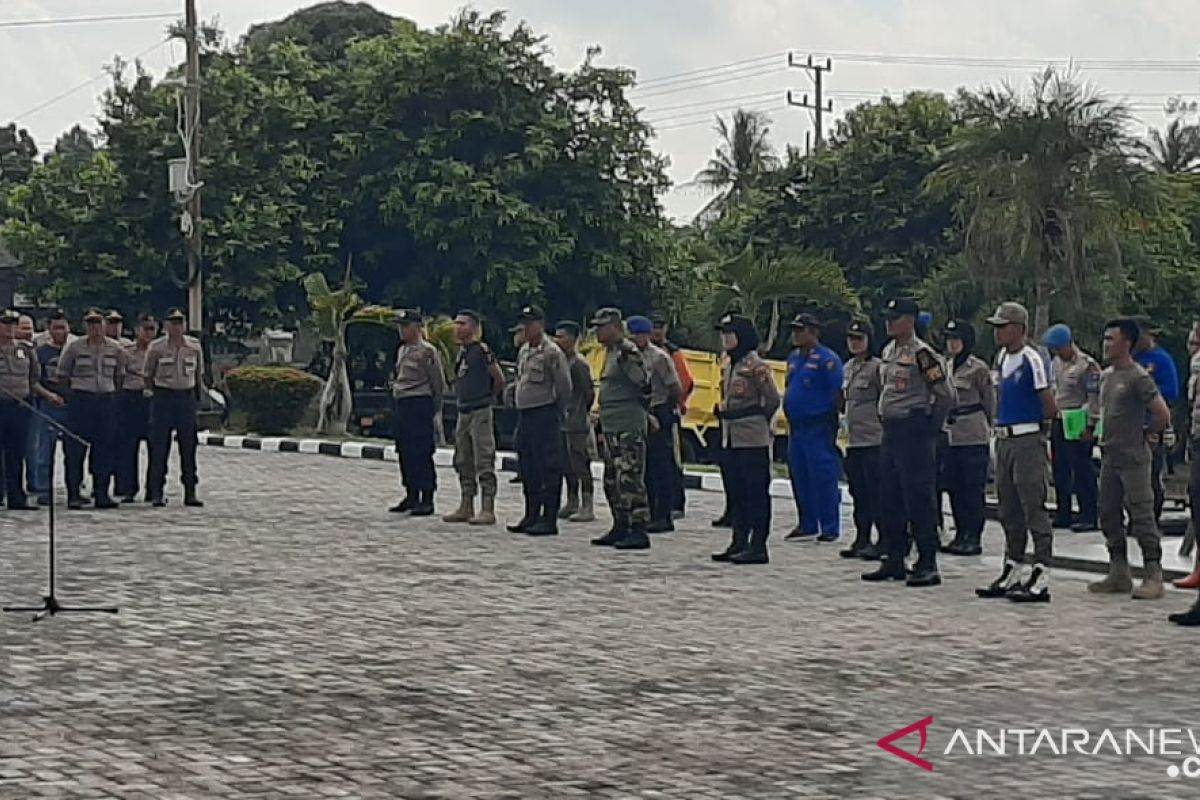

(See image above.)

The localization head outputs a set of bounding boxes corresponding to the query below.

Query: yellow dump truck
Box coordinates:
[586,346,789,463]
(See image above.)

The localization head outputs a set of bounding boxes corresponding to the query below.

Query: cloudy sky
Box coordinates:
[4,0,1200,220]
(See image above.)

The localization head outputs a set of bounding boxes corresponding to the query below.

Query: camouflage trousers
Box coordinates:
[601,429,649,526]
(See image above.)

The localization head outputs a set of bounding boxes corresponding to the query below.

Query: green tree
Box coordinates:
[689,109,779,226]
[1145,119,1200,175]
[925,69,1159,333]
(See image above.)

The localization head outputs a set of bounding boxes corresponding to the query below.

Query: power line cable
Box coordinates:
[0,12,175,29]
[633,66,786,100]
[635,52,784,87]
[641,89,781,118]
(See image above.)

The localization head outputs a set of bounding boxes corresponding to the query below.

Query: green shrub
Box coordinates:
[224,366,322,435]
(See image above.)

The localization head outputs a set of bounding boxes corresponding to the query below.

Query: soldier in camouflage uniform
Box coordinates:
[588,308,653,551]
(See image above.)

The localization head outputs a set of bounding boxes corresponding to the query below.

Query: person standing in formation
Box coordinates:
[554,321,597,524]
[0,310,61,510]
[711,313,780,566]
[30,311,71,505]
[1043,323,1101,532]
[1089,318,1172,600]
[115,314,159,503]
[507,305,572,536]
[143,309,205,508]
[589,308,653,550]
[443,310,504,526]
[939,319,995,558]
[1132,322,1179,527]
[649,313,693,520]
[105,310,131,346]
[388,309,445,517]
[1171,319,1200,622]
[782,313,843,543]
[628,315,682,534]
[862,298,954,587]
[839,320,883,560]
[58,309,128,510]
[975,303,1056,603]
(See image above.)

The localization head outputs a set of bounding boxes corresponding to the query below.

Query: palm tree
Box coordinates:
[1146,119,1200,174]
[925,69,1158,333]
[690,109,779,225]
[707,243,858,351]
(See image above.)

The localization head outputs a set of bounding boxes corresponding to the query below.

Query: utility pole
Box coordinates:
[787,53,833,149]
[184,0,203,331]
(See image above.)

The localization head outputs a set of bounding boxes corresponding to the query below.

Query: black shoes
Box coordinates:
[150,496,167,508]
[389,496,414,514]
[614,525,651,550]
[712,531,748,562]
[7,501,38,511]
[184,492,204,508]
[1168,603,1200,626]
[905,562,942,587]
[730,549,769,565]
[93,497,119,510]
[785,528,818,542]
[711,513,732,528]
[67,497,84,510]
[592,526,626,546]
[976,560,1021,599]
[862,563,906,582]
[507,518,530,533]
[943,536,982,557]
[1070,519,1099,533]
[646,519,674,534]
[409,490,435,517]
[525,517,559,536]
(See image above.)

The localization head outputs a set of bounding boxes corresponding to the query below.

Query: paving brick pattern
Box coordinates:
[1,448,1197,799]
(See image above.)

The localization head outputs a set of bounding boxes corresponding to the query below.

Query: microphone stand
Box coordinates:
[2,379,119,622]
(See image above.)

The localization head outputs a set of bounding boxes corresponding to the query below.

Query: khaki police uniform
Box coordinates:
[874,333,955,575]
[116,340,154,499]
[391,334,446,509]
[513,329,572,529]
[842,353,883,554]
[1051,348,1101,527]
[713,314,781,563]
[58,334,128,506]
[144,332,204,503]
[0,337,40,507]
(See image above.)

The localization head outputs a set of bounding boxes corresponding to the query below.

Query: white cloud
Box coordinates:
[3,0,1198,221]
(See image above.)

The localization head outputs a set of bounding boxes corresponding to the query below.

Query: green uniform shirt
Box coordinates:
[598,340,648,434]
[1099,362,1160,466]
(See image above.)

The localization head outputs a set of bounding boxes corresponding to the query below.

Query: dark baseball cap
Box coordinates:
[847,320,871,338]
[395,308,423,326]
[518,305,545,322]
[882,298,919,319]
[943,318,964,337]
[789,313,823,329]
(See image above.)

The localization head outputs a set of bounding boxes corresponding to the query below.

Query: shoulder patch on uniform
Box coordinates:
[825,359,837,371]
[915,348,945,383]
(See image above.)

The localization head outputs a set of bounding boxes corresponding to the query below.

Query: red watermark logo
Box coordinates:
[877,716,935,771]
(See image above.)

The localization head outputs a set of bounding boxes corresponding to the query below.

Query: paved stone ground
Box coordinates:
[2,448,1199,799]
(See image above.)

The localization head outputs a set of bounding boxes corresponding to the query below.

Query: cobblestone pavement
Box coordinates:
[2,448,1198,799]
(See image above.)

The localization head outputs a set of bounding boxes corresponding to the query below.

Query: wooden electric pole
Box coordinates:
[787,53,833,148]
[184,0,203,331]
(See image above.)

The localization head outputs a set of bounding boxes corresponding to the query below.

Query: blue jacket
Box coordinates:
[1135,345,1179,404]
[785,344,843,421]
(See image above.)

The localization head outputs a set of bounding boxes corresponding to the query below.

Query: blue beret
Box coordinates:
[1043,323,1072,350]
[627,315,653,335]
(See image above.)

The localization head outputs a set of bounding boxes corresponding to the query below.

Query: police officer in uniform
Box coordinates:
[712,313,780,565]
[30,311,71,505]
[650,313,693,519]
[115,314,159,502]
[58,308,128,510]
[783,313,844,543]
[388,309,445,517]
[0,309,60,509]
[105,310,132,346]
[443,309,504,526]
[862,298,955,587]
[940,319,995,557]
[508,305,572,536]
[1044,323,1101,532]
[554,321,597,523]
[143,309,204,508]
[628,315,682,533]
[840,320,883,560]
[588,308,653,550]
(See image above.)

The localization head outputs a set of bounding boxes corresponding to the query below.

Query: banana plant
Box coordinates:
[303,257,394,435]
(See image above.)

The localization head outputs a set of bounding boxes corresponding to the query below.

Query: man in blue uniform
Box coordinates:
[1133,322,1179,525]
[977,302,1057,604]
[783,313,844,543]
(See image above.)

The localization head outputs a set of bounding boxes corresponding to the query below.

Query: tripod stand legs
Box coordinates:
[4,596,120,622]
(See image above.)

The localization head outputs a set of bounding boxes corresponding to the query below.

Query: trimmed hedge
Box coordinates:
[224,366,321,435]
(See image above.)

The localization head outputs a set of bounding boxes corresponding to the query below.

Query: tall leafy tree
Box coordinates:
[1145,119,1200,175]
[925,69,1159,333]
